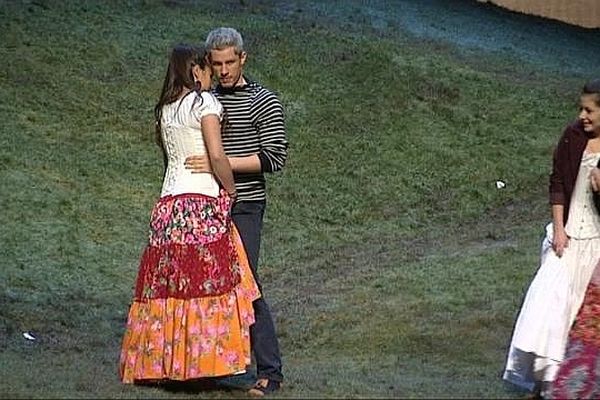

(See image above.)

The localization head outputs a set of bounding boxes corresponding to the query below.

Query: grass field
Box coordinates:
[1,0,599,398]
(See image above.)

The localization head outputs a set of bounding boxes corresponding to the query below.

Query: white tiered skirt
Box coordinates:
[503,223,599,391]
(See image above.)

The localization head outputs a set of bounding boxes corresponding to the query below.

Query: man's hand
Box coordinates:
[184,155,212,174]
[591,167,600,192]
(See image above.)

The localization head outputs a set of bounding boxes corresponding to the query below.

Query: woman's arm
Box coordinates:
[551,204,569,257]
[229,154,261,173]
[200,114,236,197]
[549,128,572,257]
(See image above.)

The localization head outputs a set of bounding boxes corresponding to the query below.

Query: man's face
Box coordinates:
[209,46,247,88]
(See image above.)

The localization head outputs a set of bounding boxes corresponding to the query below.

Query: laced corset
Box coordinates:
[565,151,600,239]
[159,91,223,198]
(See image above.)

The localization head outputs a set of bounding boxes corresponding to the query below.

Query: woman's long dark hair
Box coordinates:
[154,43,210,169]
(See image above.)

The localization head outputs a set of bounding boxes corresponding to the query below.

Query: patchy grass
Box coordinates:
[1,0,599,398]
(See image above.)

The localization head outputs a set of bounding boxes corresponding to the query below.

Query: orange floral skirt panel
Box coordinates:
[119,193,260,383]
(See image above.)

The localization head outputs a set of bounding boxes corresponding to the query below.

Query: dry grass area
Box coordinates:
[478,0,600,28]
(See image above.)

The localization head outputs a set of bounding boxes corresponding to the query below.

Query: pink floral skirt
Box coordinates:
[550,260,600,398]
[119,192,261,383]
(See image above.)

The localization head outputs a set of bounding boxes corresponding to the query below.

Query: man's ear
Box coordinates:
[240,51,247,66]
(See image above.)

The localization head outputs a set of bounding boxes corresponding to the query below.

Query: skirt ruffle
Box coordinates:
[135,239,241,299]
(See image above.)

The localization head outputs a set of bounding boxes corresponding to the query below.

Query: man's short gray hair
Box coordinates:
[205,27,244,54]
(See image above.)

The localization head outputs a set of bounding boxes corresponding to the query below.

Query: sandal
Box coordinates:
[247,378,281,397]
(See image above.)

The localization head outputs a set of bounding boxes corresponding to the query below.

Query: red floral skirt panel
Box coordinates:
[551,274,600,398]
[133,192,241,300]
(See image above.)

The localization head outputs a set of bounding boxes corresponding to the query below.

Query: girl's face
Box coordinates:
[579,94,600,135]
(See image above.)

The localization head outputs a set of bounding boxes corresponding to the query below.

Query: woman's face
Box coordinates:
[579,94,600,135]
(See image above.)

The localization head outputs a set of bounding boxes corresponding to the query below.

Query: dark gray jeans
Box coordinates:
[232,200,283,383]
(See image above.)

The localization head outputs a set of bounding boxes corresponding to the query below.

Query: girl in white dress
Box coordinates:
[503,79,600,397]
[550,79,600,398]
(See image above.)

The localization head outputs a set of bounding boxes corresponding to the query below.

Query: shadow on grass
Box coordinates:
[134,378,229,394]
[133,373,257,397]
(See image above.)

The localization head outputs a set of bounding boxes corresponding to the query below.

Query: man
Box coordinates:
[185,27,287,396]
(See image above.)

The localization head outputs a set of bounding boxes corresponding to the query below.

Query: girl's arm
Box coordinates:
[551,204,569,257]
[200,114,237,198]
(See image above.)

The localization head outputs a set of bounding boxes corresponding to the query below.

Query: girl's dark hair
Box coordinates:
[582,79,600,106]
[154,43,210,166]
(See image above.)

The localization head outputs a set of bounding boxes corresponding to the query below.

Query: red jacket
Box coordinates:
[549,120,592,225]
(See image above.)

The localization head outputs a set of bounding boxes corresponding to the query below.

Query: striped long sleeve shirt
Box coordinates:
[214,80,288,202]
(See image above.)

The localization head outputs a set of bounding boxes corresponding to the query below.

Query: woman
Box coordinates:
[503,79,600,397]
[549,81,600,398]
[119,43,260,383]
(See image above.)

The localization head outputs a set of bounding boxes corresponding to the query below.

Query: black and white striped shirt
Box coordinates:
[214,80,288,202]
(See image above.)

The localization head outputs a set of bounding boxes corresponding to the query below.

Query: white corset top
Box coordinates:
[565,151,600,239]
[159,91,223,198]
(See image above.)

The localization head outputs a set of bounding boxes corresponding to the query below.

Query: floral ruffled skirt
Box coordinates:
[550,260,600,399]
[119,192,260,383]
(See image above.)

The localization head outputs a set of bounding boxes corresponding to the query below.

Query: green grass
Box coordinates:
[1,0,599,398]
